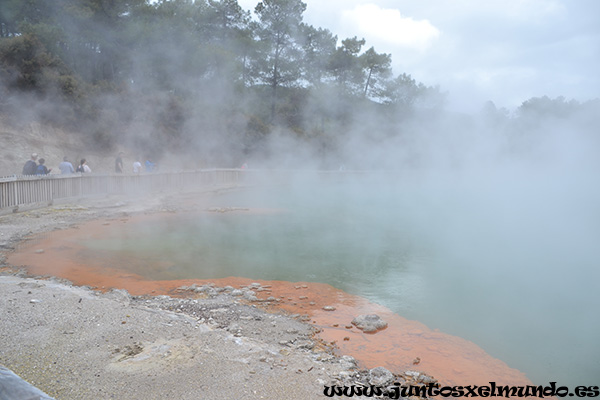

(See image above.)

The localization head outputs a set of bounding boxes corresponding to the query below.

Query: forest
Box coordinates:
[1,0,598,168]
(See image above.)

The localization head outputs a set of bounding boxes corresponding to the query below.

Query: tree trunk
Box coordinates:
[364,67,373,97]
[270,33,282,121]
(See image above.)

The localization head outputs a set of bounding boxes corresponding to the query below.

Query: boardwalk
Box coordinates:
[0,170,245,212]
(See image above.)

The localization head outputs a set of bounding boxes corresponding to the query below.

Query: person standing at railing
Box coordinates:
[133,159,142,174]
[22,153,38,175]
[35,158,52,175]
[58,156,75,174]
[115,152,124,173]
[76,159,91,173]
[145,159,156,172]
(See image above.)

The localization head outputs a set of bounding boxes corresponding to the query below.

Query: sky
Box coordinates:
[238,0,600,112]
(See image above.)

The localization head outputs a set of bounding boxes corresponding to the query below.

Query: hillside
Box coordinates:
[0,116,123,177]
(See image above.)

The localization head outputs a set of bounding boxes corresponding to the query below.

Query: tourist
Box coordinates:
[76,159,91,173]
[133,159,142,174]
[35,158,51,175]
[58,156,75,174]
[115,152,124,173]
[145,159,156,172]
[22,153,38,175]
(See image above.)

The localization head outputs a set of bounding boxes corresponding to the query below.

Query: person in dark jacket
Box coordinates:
[76,159,91,173]
[115,152,124,173]
[35,158,51,175]
[22,153,38,175]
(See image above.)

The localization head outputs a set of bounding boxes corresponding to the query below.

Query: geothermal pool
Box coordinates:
[11,174,600,386]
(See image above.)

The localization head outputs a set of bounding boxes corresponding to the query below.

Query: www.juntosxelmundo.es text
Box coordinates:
[323,382,600,398]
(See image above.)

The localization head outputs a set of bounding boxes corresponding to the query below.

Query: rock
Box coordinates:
[337,371,352,379]
[104,288,131,304]
[322,306,336,311]
[404,370,437,384]
[369,366,394,386]
[339,355,356,370]
[295,341,314,350]
[351,314,387,333]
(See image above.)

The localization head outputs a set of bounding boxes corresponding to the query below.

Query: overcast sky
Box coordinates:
[238,0,599,112]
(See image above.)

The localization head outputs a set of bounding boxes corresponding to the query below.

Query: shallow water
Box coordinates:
[11,174,600,386]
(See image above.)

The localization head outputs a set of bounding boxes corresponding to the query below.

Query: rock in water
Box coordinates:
[351,314,388,333]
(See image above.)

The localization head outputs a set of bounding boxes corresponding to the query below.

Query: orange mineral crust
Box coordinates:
[7,214,531,387]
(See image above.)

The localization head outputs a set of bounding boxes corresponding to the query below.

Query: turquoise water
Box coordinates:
[84,174,600,386]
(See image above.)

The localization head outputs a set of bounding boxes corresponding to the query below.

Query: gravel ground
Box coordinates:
[0,192,429,399]
[0,275,356,399]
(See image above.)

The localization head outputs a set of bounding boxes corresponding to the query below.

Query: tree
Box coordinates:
[201,0,252,85]
[360,46,391,98]
[205,0,250,39]
[298,24,336,88]
[0,34,67,92]
[134,0,211,93]
[327,36,365,95]
[380,73,445,115]
[253,0,307,121]
[0,0,54,37]
[517,96,580,119]
[25,0,149,85]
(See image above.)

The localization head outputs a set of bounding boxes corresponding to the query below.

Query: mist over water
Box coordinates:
[83,144,600,386]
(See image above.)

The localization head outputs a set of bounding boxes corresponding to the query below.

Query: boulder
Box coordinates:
[351,314,388,333]
[368,366,394,386]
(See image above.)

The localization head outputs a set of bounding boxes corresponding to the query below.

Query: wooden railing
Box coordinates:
[0,168,375,212]
[0,169,249,212]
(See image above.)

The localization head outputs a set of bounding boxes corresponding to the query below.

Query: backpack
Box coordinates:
[22,160,37,175]
[35,165,46,175]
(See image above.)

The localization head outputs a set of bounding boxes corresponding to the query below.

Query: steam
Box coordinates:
[2,0,599,387]
[224,101,600,386]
